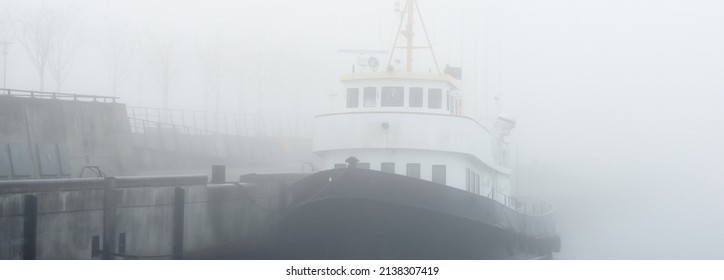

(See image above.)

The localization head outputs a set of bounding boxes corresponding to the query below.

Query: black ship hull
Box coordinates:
[195,168,559,259]
[264,168,559,259]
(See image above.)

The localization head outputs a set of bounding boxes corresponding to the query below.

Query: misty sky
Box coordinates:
[1,0,723,259]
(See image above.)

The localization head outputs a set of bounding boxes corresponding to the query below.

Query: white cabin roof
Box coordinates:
[341,72,460,90]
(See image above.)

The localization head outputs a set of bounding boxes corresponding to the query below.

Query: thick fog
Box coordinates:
[1,0,723,259]
[503,1,724,259]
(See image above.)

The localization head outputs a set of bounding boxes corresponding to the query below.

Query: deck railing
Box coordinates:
[507,195,556,217]
[505,194,558,239]
[0,88,119,103]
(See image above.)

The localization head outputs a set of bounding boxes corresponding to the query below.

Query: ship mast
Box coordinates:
[387,0,441,74]
[405,0,415,72]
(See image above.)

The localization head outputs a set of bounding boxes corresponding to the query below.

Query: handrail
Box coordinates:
[127,117,215,136]
[507,194,557,217]
[0,88,119,103]
[127,106,311,138]
[483,186,556,217]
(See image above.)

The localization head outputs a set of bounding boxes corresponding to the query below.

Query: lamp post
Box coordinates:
[0,41,10,89]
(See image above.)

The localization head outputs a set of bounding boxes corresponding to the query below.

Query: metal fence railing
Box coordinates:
[127,117,301,162]
[128,117,224,157]
[127,106,311,138]
[128,117,214,136]
[0,88,119,103]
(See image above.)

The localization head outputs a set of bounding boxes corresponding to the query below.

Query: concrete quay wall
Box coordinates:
[0,174,300,259]
[0,95,135,178]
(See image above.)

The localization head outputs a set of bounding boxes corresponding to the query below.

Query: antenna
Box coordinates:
[386,0,441,74]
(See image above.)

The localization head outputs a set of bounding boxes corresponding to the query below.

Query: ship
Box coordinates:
[263,0,561,259]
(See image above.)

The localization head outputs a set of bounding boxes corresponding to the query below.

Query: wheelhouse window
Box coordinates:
[466,169,472,192]
[346,88,359,108]
[363,87,377,107]
[428,88,442,109]
[358,162,370,169]
[381,87,404,107]
[381,162,395,173]
[450,95,461,115]
[334,164,346,169]
[432,165,446,185]
[406,163,421,179]
[409,87,423,107]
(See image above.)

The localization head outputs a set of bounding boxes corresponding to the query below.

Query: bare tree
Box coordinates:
[0,2,11,89]
[195,35,231,112]
[248,42,272,115]
[12,2,53,91]
[0,2,9,37]
[142,29,177,109]
[46,6,81,92]
[12,1,80,92]
[99,22,134,97]
[232,40,250,115]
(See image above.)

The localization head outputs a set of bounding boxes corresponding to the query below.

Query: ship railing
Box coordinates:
[0,88,119,103]
[488,189,555,217]
[505,195,558,239]
[127,106,311,138]
[508,195,556,217]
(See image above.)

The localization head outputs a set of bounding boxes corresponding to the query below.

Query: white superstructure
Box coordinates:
[312,0,516,206]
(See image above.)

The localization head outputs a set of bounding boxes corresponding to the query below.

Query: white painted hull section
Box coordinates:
[313,112,513,205]
[314,112,510,173]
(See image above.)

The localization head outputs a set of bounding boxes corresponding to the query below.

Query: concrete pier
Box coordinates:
[0,91,315,259]
[0,173,304,259]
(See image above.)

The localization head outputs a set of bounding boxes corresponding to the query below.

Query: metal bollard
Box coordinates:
[210,165,226,184]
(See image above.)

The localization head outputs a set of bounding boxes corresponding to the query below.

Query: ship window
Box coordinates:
[346,88,359,108]
[358,162,370,169]
[406,163,420,179]
[466,169,472,192]
[363,87,377,107]
[450,95,461,115]
[428,88,442,109]
[432,165,446,185]
[334,164,346,169]
[381,87,404,107]
[381,162,395,173]
[409,87,423,107]
[446,92,451,111]
[466,169,478,193]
